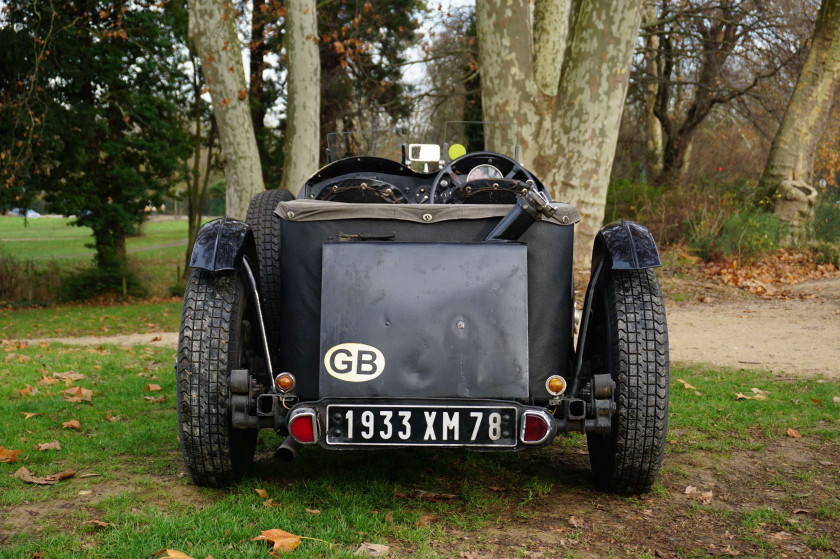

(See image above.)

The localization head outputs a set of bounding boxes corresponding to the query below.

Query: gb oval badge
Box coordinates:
[324,343,385,382]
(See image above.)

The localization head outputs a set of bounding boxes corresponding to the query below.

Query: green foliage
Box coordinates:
[58,267,147,302]
[0,1,191,281]
[688,207,782,263]
[814,241,840,267]
[814,198,840,243]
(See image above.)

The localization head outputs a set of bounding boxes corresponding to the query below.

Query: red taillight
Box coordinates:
[289,410,317,443]
[522,412,550,443]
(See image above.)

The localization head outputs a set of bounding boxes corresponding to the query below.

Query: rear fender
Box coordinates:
[190,217,258,274]
[570,220,661,396]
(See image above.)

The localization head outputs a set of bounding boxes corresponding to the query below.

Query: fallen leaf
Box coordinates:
[393,489,457,501]
[16,384,39,396]
[833,396,840,406]
[305,508,321,515]
[63,386,93,403]
[786,428,802,439]
[568,515,585,528]
[254,488,269,499]
[414,514,438,527]
[699,491,713,505]
[63,419,81,429]
[78,490,92,495]
[105,413,121,422]
[38,376,59,386]
[262,499,281,508]
[12,466,75,485]
[150,336,162,342]
[792,508,810,514]
[53,371,86,385]
[22,412,41,419]
[810,398,822,405]
[751,387,769,396]
[79,473,101,478]
[355,542,389,556]
[770,531,791,541]
[676,379,697,390]
[35,440,61,451]
[144,383,163,392]
[0,446,23,463]
[735,393,754,400]
[251,529,300,553]
[384,511,393,523]
[144,395,167,403]
[82,520,112,528]
[684,485,697,495]
[154,551,197,559]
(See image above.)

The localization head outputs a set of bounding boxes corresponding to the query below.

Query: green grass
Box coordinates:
[0,217,190,261]
[1,338,838,557]
[0,301,182,338]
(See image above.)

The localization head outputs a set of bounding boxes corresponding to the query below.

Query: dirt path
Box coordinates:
[19,277,840,379]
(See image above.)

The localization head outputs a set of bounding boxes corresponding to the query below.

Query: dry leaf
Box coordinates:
[63,419,81,429]
[0,446,23,463]
[22,412,41,419]
[144,383,163,392]
[262,499,281,508]
[786,428,802,439]
[684,485,697,495]
[12,466,76,485]
[251,529,301,553]
[735,393,753,400]
[833,397,840,406]
[676,379,697,390]
[255,488,269,498]
[17,384,39,397]
[792,508,810,514]
[393,489,457,501]
[751,388,769,396]
[355,542,390,557]
[810,398,822,405]
[105,413,121,422]
[144,395,167,403]
[38,376,59,386]
[53,371,86,385]
[63,386,93,403]
[154,551,197,559]
[568,515,585,528]
[384,511,393,523]
[414,514,438,527]
[305,508,321,515]
[35,440,61,451]
[699,491,713,505]
[83,520,113,528]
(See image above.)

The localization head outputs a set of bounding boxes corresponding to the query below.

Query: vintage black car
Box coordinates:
[177,129,669,494]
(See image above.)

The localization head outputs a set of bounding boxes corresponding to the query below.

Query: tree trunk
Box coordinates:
[758,0,840,245]
[188,0,264,219]
[642,1,664,177]
[477,0,643,267]
[280,0,320,195]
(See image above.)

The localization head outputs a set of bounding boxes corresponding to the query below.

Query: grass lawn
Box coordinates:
[0,216,203,299]
[1,336,838,558]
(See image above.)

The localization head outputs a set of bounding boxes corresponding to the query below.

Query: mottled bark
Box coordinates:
[478,0,643,266]
[188,0,264,219]
[280,0,320,195]
[759,0,840,245]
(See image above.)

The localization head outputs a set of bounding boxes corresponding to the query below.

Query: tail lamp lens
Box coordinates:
[522,413,549,443]
[289,411,316,443]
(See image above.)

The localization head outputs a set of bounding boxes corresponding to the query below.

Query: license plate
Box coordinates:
[325,405,518,447]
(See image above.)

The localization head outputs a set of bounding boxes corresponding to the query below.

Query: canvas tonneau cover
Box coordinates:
[275,199,581,226]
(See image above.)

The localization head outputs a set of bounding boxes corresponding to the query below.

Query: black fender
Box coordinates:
[570,220,661,396]
[190,216,258,274]
[591,219,661,273]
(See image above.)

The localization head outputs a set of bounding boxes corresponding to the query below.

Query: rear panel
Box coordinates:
[319,242,529,399]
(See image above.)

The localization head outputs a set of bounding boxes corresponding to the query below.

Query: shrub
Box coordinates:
[814,199,840,243]
[815,241,840,267]
[58,267,148,302]
[0,252,62,305]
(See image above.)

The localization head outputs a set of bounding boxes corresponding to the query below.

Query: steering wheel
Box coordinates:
[429,152,537,203]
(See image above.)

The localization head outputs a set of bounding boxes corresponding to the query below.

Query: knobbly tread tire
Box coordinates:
[177,269,257,487]
[246,189,294,352]
[586,268,669,494]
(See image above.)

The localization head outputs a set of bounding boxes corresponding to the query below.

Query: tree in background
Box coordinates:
[189,0,264,219]
[759,0,840,245]
[0,1,190,285]
[476,0,643,263]
[317,1,424,161]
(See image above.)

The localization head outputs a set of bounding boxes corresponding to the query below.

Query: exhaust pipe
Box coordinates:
[274,437,301,462]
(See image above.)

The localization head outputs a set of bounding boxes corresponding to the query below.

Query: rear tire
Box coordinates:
[177,269,257,487]
[585,268,669,494]
[246,189,294,351]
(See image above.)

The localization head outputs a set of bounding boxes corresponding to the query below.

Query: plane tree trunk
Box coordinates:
[758,0,840,245]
